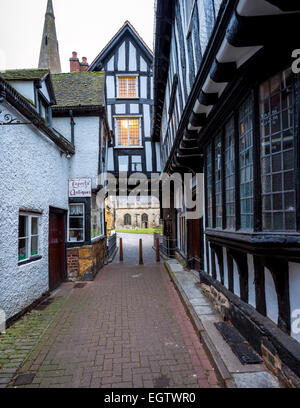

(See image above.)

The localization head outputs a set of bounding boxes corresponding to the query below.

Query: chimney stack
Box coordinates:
[69,52,89,72]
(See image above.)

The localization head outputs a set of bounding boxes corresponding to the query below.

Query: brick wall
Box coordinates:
[66,237,106,281]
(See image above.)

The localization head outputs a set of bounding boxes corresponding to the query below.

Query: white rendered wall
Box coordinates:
[118,42,126,71]
[288,262,300,342]
[247,254,256,308]
[52,117,72,142]
[223,247,229,288]
[129,42,137,71]
[233,260,240,297]
[0,102,69,320]
[107,76,115,99]
[68,116,100,189]
[143,105,151,137]
[265,267,279,325]
[8,81,35,105]
[40,81,50,103]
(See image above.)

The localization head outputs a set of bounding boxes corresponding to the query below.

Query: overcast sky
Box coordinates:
[0,0,155,72]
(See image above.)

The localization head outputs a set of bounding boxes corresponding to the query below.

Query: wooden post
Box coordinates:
[156,238,160,262]
[119,238,123,262]
[139,239,143,265]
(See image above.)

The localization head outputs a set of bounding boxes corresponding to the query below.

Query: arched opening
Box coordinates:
[124,214,131,227]
[142,213,148,229]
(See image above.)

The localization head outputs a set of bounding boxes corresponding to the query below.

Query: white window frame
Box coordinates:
[116,74,139,99]
[68,203,85,243]
[114,116,143,148]
[18,213,40,263]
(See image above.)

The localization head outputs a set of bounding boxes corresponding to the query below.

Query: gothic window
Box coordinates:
[124,214,131,226]
[142,214,148,223]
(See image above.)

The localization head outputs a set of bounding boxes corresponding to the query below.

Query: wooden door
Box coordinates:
[49,210,66,291]
[188,217,204,271]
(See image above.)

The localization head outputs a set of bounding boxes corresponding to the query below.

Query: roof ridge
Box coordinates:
[88,21,153,71]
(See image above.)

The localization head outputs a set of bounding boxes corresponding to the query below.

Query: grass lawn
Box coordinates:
[115,228,162,235]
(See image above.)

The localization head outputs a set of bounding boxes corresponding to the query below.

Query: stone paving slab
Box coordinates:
[2,234,220,388]
[164,260,282,388]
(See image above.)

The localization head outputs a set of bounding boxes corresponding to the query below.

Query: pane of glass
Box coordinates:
[19,215,27,238]
[262,157,270,174]
[118,156,129,171]
[284,171,294,190]
[282,131,294,151]
[271,114,280,134]
[271,154,281,172]
[263,213,272,230]
[31,217,38,235]
[270,74,280,96]
[69,205,84,216]
[69,217,84,229]
[285,212,295,230]
[262,176,271,194]
[270,93,280,113]
[273,213,283,230]
[31,236,38,256]
[272,173,282,192]
[18,238,28,261]
[284,192,295,211]
[69,229,84,242]
[262,195,271,211]
[273,193,283,210]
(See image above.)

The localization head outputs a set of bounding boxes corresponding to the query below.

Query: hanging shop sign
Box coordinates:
[69,178,92,198]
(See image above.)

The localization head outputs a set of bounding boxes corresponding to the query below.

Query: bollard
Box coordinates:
[139,239,143,265]
[119,238,123,262]
[156,238,160,262]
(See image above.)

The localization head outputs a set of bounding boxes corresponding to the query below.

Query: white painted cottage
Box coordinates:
[0,68,110,325]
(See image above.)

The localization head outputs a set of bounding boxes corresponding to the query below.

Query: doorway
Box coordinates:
[49,207,66,291]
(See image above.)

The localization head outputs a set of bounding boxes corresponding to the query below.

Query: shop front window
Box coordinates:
[68,204,84,242]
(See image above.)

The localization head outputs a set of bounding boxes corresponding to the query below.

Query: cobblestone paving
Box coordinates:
[2,234,220,388]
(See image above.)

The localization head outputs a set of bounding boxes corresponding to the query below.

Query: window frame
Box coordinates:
[114,116,143,148]
[68,203,85,243]
[116,74,139,99]
[18,213,41,264]
[204,67,297,235]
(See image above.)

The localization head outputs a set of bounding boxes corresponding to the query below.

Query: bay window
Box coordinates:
[260,69,295,231]
[18,214,40,262]
[205,67,296,234]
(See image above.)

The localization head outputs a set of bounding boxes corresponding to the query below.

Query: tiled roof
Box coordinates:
[51,72,105,108]
[0,69,49,81]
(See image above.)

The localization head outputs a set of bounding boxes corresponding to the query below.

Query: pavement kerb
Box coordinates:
[164,261,236,388]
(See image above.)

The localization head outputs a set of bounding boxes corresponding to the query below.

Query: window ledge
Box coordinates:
[91,234,106,244]
[18,255,42,267]
[114,146,144,149]
[116,97,140,100]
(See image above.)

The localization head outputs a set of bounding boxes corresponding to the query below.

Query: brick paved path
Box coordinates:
[7,234,219,388]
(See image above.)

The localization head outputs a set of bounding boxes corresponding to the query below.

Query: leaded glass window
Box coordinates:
[215,134,222,228]
[225,118,235,229]
[260,69,295,230]
[239,97,254,230]
[206,144,213,228]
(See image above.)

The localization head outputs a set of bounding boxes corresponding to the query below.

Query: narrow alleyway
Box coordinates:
[3,233,219,388]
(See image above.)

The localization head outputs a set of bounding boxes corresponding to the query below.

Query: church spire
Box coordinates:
[38,0,62,73]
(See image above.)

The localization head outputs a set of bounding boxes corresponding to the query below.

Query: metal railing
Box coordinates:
[107,233,117,260]
[153,233,177,258]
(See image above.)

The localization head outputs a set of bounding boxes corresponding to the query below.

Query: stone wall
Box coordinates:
[67,237,106,281]
[115,208,160,229]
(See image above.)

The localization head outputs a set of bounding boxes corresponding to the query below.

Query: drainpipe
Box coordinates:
[69,110,75,145]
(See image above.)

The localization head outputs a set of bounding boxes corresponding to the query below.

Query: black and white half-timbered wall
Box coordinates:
[88,21,161,189]
[153,0,300,380]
